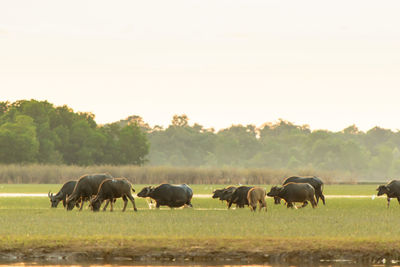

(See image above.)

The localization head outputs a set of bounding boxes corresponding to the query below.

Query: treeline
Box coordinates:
[0,100,149,165]
[1,100,399,181]
[142,115,400,180]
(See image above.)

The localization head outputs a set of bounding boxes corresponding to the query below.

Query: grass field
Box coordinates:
[0,184,399,265]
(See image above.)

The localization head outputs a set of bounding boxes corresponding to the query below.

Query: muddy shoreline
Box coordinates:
[1,248,400,266]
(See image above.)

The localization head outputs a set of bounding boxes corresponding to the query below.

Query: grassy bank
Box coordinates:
[0,185,398,264]
[0,195,397,241]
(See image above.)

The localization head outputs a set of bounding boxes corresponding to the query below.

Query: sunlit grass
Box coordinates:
[0,196,398,240]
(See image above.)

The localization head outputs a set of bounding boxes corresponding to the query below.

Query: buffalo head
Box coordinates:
[377,185,389,196]
[220,187,235,201]
[48,191,62,208]
[90,196,102,212]
[137,186,153,198]
[212,189,224,199]
[65,195,77,210]
[267,186,282,197]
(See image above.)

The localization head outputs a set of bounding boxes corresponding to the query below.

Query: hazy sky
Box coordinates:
[1,0,400,131]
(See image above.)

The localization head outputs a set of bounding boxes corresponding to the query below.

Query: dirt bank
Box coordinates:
[1,241,400,266]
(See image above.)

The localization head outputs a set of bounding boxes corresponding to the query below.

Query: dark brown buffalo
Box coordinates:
[90,178,137,212]
[48,180,78,208]
[267,183,317,209]
[376,180,400,208]
[212,186,237,206]
[274,176,325,205]
[228,186,253,209]
[66,173,113,211]
[137,184,193,208]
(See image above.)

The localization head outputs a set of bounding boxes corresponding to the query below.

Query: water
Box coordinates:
[1,261,399,267]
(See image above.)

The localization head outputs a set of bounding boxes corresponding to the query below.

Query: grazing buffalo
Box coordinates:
[137,184,193,208]
[90,178,137,212]
[66,173,113,211]
[212,186,237,206]
[267,183,317,209]
[376,180,400,208]
[274,176,325,205]
[48,180,78,208]
[247,187,267,212]
[228,186,253,209]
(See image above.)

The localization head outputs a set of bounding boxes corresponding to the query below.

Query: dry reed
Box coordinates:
[0,164,355,184]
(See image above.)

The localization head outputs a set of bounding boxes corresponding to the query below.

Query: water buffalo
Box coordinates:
[267,183,317,209]
[228,186,253,209]
[137,184,193,208]
[66,173,113,211]
[274,176,325,205]
[212,186,237,206]
[376,180,400,208]
[247,187,267,212]
[48,180,78,208]
[90,178,137,212]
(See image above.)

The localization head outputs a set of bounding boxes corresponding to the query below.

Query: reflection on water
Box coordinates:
[2,264,400,267]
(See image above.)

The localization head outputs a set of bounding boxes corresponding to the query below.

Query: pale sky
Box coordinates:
[1,0,400,132]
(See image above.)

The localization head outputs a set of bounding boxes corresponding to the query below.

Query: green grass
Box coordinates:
[0,189,399,260]
[0,195,398,240]
[0,183,382,195]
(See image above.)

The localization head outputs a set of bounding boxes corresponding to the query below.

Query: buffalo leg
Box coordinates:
[126,194,137,211]
[310,198,317,208]
[397,197,400,205]
[315,191,320,204]
[122,196,128,212]
[287,202,294,209]
[261,199,267,212]
[249,204,256,211]
[301,201,308,208]
[109,199,114,212]
[79,198,85,211]
[320,194,326,205]
[103,200,111,211]
[257,200,266,212]
[228,200,233,209]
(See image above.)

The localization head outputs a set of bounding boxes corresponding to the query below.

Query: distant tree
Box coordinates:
[148,115,215,166]
[342,125,362,135]
[214,125,259,166]
[0,115,39,163]
[116,124,149,165]
[0,100,150,166]
[0,101,10,116]
[114,115,151,132]
[365,127,392,152]
[172,114,189,127]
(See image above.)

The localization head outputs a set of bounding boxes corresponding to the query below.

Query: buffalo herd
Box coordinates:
[48,173,400,212]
